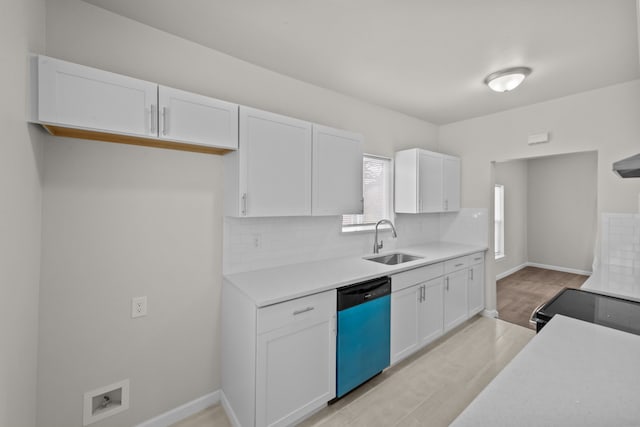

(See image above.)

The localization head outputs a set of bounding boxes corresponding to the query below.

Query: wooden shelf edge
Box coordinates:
[42,124,235,156]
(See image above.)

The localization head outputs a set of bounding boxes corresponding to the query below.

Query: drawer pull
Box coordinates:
[474,257,482,261]
[455,263,464,267]
[293,306,314,316]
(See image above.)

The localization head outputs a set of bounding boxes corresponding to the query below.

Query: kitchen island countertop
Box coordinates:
[224,241,486,307]
[451,314,640,426]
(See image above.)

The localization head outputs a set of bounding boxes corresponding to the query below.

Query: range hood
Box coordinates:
[613,153,640,178]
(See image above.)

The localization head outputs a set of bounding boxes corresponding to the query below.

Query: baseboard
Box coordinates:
[495,263,527,280]
[135,390,220,427]
[525,262,592,277]
[221,391,242,427]
[482,309,499,318]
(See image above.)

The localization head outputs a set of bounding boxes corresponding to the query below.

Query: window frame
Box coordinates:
[494,184,505,260]
[341,153,394,233]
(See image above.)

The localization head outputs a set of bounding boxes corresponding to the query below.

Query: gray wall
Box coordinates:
[38,1,438,426]
[0,0,45,426]
[527,152,597,272]
[494,160,528,277]
[439,80,640,312]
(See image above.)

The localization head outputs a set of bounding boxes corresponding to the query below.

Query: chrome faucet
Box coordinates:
[373,219,398,254]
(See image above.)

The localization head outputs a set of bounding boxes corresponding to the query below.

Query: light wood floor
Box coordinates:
[497,266,588,329]
[172,316,534,427]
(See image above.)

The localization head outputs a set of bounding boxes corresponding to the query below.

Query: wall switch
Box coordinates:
[131,296,147,318]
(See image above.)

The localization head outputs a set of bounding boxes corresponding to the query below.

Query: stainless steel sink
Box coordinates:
[365,253,423,265]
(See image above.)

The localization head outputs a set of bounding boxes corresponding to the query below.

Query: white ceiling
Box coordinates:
[85,0,640,124]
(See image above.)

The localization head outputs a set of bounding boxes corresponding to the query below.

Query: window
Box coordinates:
[495,184,505,259]
[342,155,393,232]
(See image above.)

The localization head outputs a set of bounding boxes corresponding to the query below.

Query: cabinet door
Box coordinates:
[37,55,157,137]
[444,269,468,331]
[312,125,363,216]
[390,285,421,365]
[468,263,485,316]
[420,278,444,346]
[255,314,335,427]
[158,86,238,149]
[240,107,312,217]
[443,156,460,212]
[418,151,443,213]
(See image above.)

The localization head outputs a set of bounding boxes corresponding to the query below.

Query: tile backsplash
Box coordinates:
[600,213,640,269]
[224,208,488,274]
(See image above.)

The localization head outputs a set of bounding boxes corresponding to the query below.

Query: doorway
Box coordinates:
[493,151,597,328]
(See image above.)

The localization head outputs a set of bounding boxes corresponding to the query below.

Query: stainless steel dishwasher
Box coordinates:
[335,276,391,398]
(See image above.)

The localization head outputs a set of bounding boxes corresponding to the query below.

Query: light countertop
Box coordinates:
[451,315,640,427]
[223,241,487,307]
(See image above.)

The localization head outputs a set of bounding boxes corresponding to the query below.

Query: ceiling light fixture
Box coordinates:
[484,67,532,92]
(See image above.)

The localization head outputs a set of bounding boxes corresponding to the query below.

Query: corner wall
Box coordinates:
[439,80,640,311]
[0,0,46,426]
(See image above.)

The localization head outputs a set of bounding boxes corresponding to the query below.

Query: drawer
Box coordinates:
[469,252,484,265]
[257,289,336,334]
[444,256,469,274]
[392,263,444,292]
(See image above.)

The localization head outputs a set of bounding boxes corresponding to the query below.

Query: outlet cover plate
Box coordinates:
[131,296,147,318]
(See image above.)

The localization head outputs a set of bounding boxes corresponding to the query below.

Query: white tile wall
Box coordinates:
[600,213,640,271]
[439,208,489,247]
[223,208,488,274]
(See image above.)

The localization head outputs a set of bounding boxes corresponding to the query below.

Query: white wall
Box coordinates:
[39,1,438,425]
[0,1,45,427]
[527,152,597,272]
[494,160,528,277]
[439,80,640,311]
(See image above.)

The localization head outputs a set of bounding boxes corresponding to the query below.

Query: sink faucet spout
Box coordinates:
[373,219,398,254]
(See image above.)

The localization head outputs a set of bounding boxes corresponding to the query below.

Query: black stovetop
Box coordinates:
[534,288,640,336]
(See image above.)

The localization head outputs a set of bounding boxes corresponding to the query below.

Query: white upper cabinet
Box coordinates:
[157,85,238,149]
[35,55,157,138]
[312,125,363,216]
[225,107,312,217]
[225,108,364,217]
[443,156,461,212]
[395,148,461,213]
[31,55,238,154]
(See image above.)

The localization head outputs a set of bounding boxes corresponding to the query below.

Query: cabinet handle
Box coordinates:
[469,269,473,280]
[293,306,314,316]
[241,193,247,216]
[455,263,464,267]
[445,277,449,291]
[444,199,448,211]
[474,257,482,262]
[361,197,364,214]
[162,107,169,136]
[422,285,426,302]
[150,104,157,134]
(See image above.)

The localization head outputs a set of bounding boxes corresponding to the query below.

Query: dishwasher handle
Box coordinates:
[337,277,391,311]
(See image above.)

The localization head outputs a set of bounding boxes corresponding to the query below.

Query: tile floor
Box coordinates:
[172,316,534,427]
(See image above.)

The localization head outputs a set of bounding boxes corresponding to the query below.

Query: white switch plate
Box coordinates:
[131,296,147,318]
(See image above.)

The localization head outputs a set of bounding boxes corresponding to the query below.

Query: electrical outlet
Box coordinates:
[131,296,147,318]
[252,233,262,248]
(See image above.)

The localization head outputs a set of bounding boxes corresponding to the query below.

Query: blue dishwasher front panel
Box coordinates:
[336,294,390,398]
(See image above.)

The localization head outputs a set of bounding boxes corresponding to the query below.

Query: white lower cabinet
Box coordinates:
[390,265,445,365]
[444,269,468,331]
[390,252,486,365]
[222,283,336,427]
[468,253,485,316]
[421,278,445,344]
[390,284,422,364]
